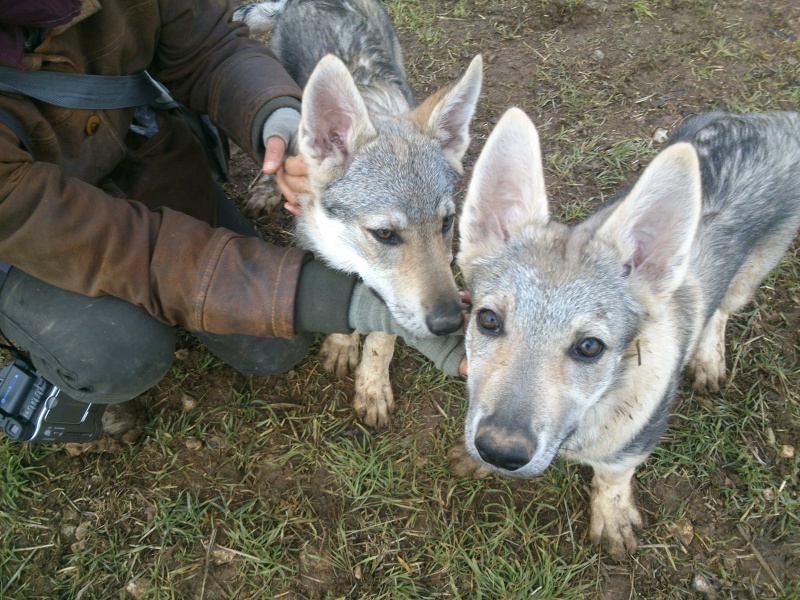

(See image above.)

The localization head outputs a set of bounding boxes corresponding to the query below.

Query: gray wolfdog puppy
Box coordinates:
[233,0,482,426]
[452,108,800,558]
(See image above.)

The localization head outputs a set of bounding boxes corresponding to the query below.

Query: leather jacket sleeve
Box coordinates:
[0,129,306,338]
[0,0,308,339]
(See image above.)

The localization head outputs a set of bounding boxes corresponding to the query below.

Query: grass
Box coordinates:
[2,0,800,598]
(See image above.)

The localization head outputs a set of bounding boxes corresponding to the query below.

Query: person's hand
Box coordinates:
[276,155,309,216]
[262,136,287,176]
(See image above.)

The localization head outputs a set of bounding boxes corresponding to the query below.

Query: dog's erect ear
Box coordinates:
[298,55,377,169]
[412,55,483,173]
[458,108,550,267]
[599,142,702,296]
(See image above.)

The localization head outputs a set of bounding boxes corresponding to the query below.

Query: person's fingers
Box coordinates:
[262,136,287,175]
[283,155,308,178]
[459,290,472,305]
[283,201,302,217]
[458,355,468,378]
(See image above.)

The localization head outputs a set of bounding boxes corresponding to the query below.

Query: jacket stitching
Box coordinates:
[271,248,290,338]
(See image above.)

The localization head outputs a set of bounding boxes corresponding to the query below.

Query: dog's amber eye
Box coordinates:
[573,337,604,359]
[370,228,400,244]
[442,214,455,233]
[477,309,502,335]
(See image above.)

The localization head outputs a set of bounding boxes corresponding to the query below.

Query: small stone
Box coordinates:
[70,540,87,553]
[126,576,152,598]
[667,517,694,546]
[61,525,77,542]
[592,49,605,62]
[693,573,720,599]
[765,427,776,446]
[75,521,92,541]
[185,438,202,451]
[779,444,795,459]
[652,127,669,144]
[210,547,236,565]
[763,488,775,501]
[181,393,198,411]
[174,348,190,360]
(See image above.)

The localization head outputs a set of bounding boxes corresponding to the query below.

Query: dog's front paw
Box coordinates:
[687,355,726,393]
[319,332,360,378]
[241,173,283,217]
[352,364,394,427]
[448,438,493,479]
[590,467,643,559]
[687,309,728,393]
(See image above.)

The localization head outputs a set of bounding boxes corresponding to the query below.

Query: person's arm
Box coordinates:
[0,121,306,338]
[150,0,302,165]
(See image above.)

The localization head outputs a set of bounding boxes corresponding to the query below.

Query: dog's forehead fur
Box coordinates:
[468,224,641,346]
[323,116,460,223]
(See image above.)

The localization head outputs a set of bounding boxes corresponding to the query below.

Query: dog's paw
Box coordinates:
[241,173,283,217]
[448,438,493,479]
[687,356,726,393]
[589,472,643,560]
[352,365,394,428]
[319,332,360,378]
[687,310,728,393]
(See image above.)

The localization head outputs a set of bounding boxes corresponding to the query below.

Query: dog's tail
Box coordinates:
[232,0,289,35]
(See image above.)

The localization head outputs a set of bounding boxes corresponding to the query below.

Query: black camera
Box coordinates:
[0,359,105,443]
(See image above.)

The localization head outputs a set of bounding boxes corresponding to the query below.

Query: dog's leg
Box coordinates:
[241,173,284,217]
[688,235,794,393]
[353,331,396,427]
[319,331,361,378]
[687,308,728,392]
[589,464,642,559]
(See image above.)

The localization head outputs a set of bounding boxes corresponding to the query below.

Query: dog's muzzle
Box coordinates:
[425,299,464,335]
[474,422,536,472]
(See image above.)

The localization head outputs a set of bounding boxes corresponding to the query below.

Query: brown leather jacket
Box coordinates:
[0,0,306,339]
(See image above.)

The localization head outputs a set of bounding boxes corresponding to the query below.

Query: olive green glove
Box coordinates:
[294,260,465,376]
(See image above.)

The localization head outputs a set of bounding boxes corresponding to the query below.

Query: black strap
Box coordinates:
[0,66,162,110]
[0,108,33,156]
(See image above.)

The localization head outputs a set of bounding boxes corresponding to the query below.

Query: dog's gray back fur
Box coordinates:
[236,0,415,112]
[272,0,414,110]
[670,112,800,321]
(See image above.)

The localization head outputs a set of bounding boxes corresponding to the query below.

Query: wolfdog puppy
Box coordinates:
[453,108,800,557]
[234,0,482,426]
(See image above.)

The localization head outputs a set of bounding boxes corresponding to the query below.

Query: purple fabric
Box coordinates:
[0,0,82,67]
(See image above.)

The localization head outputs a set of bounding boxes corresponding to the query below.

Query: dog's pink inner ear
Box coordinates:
[313,116,351,161]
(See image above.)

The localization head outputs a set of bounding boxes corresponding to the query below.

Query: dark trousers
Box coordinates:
[0,192,312,405]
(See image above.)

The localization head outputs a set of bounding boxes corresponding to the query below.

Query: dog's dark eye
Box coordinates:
[477,309,502,335]
[572,337,605,360]
[370,228,400,244]
[442,214,455,234]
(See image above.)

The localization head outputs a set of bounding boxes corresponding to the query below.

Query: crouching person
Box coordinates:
[0,0,464,444]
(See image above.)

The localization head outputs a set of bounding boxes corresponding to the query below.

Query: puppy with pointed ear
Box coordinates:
[596,143,702,298]
[411,54,484,174]
[457,107,551,278]
[458,106,702,296]
[297,55,379,185]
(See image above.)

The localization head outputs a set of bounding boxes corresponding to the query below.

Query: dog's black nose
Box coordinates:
[426,300,464,335]
[474,431,534,472]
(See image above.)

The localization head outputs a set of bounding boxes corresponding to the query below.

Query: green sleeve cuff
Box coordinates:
[250,96,303,163]
[294,258,358,334]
